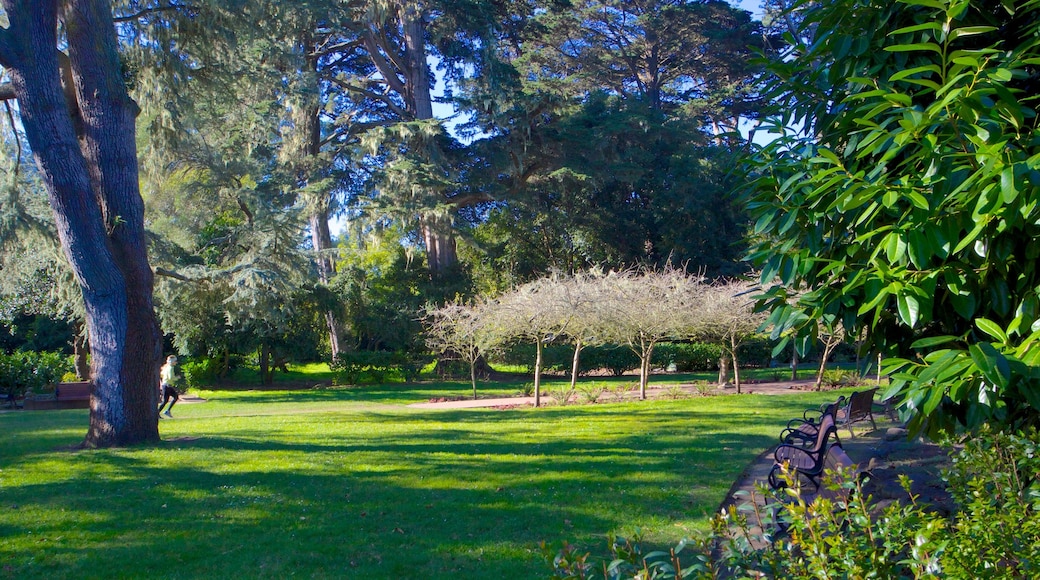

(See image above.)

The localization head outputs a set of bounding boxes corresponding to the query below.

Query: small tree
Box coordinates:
[495,277,572,407]
[813,316,847,390]
[697,279,766,394]
[558,272,611,397]
[599,269,703,400]
[424,298,503,400]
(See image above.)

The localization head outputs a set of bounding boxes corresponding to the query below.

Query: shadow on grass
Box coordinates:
[0,393,830,579]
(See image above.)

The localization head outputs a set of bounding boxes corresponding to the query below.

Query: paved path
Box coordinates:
[718,411,954,549]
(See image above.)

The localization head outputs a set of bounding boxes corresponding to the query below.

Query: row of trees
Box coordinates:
[425,270,766,404]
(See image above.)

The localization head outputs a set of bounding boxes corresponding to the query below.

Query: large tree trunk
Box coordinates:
[0,0,161,447]
[402,7,457,275]
[296,41,345,361]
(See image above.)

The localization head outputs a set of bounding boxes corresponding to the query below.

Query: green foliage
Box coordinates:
[577,384,606,404]
[581,346,642,376]
[329,350,431,385]
[743,0,1040,433]
[818,369,862,389]
[180,357,233,389]
[0,351,73,400]
[496,343,576,374]
[654,343,722,372]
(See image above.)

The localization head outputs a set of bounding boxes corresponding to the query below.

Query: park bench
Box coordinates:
[836,387,878,438]
[769,412,841,493]
[767,410,865,534]
[778,396,846,448]
[24,381,92,410]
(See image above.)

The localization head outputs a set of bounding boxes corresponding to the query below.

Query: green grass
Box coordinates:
[0,382,839,579]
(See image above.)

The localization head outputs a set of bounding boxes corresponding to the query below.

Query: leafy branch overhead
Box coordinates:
[743,0,1040,434]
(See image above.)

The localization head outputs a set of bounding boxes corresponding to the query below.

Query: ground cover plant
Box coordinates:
[0,388,830,579]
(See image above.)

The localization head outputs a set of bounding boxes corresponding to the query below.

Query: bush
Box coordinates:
[330,351,431,385]
[495,343,572,374]
[547,428,1040,579]
[581,346,640,376]
[0,351,73,400]
[654,343,724,372]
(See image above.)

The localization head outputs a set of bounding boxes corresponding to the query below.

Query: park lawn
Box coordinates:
[0,388,833,579]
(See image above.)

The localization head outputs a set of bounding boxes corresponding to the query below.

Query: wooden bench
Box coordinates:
[778,396,846,448]
[836,387,878,438]
[769,412,841,493]
[24,381,92,410]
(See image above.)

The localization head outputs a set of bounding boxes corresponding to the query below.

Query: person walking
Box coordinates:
[158,355,182,418]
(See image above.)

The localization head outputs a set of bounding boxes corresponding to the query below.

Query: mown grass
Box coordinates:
[0,382,837,579]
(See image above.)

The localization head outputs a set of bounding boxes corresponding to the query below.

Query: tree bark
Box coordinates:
[0,0,160,447]
[296,39,345,361]
[401,6,457,276]
[731,335,742,394]
[569,339,582,392]
[534,339,543,407]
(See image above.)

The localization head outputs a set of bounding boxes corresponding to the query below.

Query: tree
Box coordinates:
[424,298,504,399]
[495,276,573,407]
[695,278,765,393]
[455,0,766,280]
[0,0,162,446]
[598,269,702,399]
[743,0,1040,434]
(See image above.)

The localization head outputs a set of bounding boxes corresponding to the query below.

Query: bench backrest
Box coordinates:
[846,388,877,421]
[810,412,838,453]
[55,382,92,399]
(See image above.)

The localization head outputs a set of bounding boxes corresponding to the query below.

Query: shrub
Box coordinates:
[818,368,859,388]
[330,351,430,385]
[582,346,640,376]
[182,357,222,389]
[656,343,724,372]
[495,343,572,374]
[547,428,1040,579]
[577,385,605,404]
[0,350,73,400]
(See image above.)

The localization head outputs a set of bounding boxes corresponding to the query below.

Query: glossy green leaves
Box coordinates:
[743,0,1040,433]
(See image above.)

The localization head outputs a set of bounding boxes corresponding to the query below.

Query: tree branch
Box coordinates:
[362,30,409,100]
[319,119,396,148]
[0,84,15,101]
[327,76,409,119]
[154,267,194,282]
[311,38,365,59]
[113,3,194,23]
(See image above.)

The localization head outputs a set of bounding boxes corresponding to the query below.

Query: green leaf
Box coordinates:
[884,42,942,54]
[1016,381,1040,411]
[975,318,1008,343]
[968,343,1010,389]
[912,335,959,349]
[1000,166,1019,203]
[898,293,921,327]
[948,26,998,41]
[889,22,943,35]
[895,0,946,9]
[884,232,907,263]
